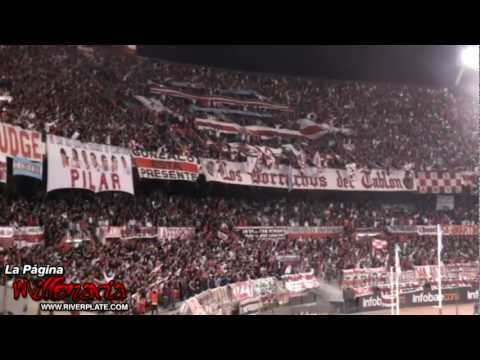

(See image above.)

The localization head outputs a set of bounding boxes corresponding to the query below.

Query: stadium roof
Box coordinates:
[139,45,478,90]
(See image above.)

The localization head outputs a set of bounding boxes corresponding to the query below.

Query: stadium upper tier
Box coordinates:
[0,45,477,171]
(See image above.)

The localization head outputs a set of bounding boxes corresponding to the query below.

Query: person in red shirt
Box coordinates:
[136,293,146,315]
[149,289,159,315]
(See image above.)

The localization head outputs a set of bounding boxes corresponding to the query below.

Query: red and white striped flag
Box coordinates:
[297,118,330,140]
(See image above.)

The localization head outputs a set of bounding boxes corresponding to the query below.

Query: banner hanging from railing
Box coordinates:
[46,135,134,194]
[201,158,416,192]
[132,150,200,182]
[0,122,44,162]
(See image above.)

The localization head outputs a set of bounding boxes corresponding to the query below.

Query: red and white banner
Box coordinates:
[235,226,287,240]
[297,118,353,139]
[342,263,479,296]
[416,171,476,193]
[0,122,44,161]
[201,158,416,192]
[14,227,43,244]
[151,84,292,112]
[46,135,134,194]
[121,227,158,240]
[416,225,478,236]
[282,272,320,293]
[195,118,304,140]
[287,226,344,239]
[230,281,255,302]
[0,227,43,248]
[195,118,242,135]
[99,226,195,241]
[0,154,6,184]
[132,150,200,182]
[0,227,14,248]
[157,227,195,241]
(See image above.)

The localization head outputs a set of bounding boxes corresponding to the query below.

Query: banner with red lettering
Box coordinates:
[132,150,200,182]
[157,227,195,240]
[201,159,416,192]
[46,135,134,194]
[282,271,321,293]
[0,154,6,184]
[0,122,44,161]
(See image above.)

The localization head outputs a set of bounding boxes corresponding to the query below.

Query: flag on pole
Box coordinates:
[437,224,443,312]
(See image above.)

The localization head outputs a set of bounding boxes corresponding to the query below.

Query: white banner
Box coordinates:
[47,135,134,194]
[99,226,195,241]
[201,159,416,192]
[282,272,320,293]
[436,195,455,210]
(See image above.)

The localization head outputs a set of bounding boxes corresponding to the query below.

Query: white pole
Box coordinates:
[394,245,401,315]
[455,66,465,87]
[390,266,394,315]
[437,224,443,315]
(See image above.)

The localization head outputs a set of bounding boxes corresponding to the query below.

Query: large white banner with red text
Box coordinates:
[47,135,134,194]
[201,159,416,192]
[0,122,44,162]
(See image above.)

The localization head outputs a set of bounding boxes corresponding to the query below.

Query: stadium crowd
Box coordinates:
[0,45,477,171]
[0,45,478,314]
[0,224,477,313]
[0,189,478,313]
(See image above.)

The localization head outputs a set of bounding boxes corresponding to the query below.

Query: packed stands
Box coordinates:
[0,45,478,314]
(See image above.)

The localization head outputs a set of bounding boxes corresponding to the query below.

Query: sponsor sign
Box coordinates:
[47,135,134,194]
[351,287,478,313]
[12,157,42,180]
[0,154,6,184]
[201,159,415,192]
[132,150,200,182]
[0,122,44,161]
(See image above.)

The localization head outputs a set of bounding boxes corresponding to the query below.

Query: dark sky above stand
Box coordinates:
[138,45,475,89]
